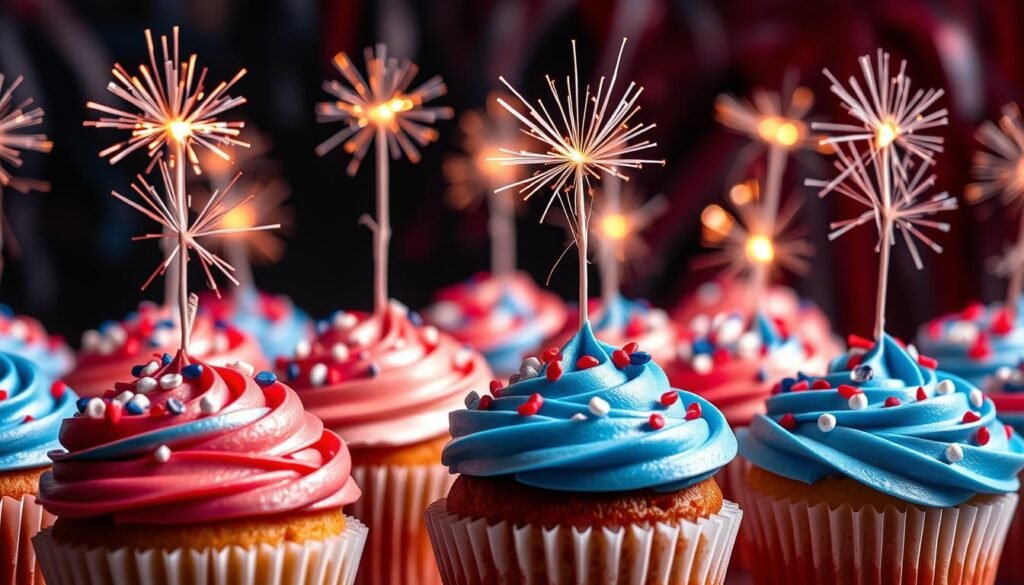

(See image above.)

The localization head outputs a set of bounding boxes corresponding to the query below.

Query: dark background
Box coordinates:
[1,0,1022,346]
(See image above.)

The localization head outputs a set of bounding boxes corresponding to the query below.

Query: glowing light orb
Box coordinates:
[168,120,192,142]
[876,121,900,149]
[599,213,630,241]
[745,234,775,264]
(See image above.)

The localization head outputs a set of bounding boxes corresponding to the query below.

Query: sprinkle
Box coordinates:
[540,347,560,362]
[408,310,424,327]
[478,395,493,410]
[906,344,920,360]
[848,393,868,411]
[970,389,984,409]
[629,351,652,366]
[131,365,144,377]
[153,445,172,463]
[962,302,985,320]
[992,310,1013,335]
[622,342,639,354]
[521,357,542,373]
[228,361,255,377]
[660,391,679,407]
[517,394,543,416]
[649,413,666,430]
[691,354,713,375]
[76,397,90,414]
[1007,426,1015,440]
[286,363,300,380]
[790,380,810,392]
[200,395,218,415]
[588,397,611,417]
[611,350,630,368]
[779,413,797,430]
[166,398,185,415]
[811,380,831,390]
[963,411,981,424]
[817,413,837,432]
[945,443,964,463]
[368,363,381,377]
[846,353,863,369]
[20,414,32,424]
[685,402,702,421]
[996,366,1015,381]
[182,364,203,379]
[884,397,902,408]
[141,361,159,377]
[571,413,587,421]
[509,374,521,385]
[255,371,277,387]
[968,335,992,360]
[86,398,106,418]
[917,354,938,369]
[422,326,440,345]
[464,391,480,408]
[489,380,505,396]
[159,373,183,390]
[134,376,157,393]
[851,365,874,383]
[329,343,349,363]
[917,387,928,401]
[847,334,873,349]
[333,311,358,329]
[454,348,473,369]
[576,356,600,369]
[978,427,991,446]
[113,390,135,405]
[126,394,150,415]
[162,353,173,365]
[106,401,123,424]
[546,360,563,381]
[837,384,861,399]
[936,380,955,396]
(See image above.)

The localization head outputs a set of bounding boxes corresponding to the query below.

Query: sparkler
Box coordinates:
[0,73,52,283]
[315,44,452,315]
[112,161,279,353]
[86,26,249,309]
[966,103,1024,321]
[493,38,663,328]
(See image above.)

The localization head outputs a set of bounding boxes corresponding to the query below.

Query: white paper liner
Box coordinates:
[425,497,742,585]
[715,457,751,573]
[0,493,53,585]
[734,478,1019,585]
[32,515,368,585]
[997,483,1024,584]
[347,463,455,585]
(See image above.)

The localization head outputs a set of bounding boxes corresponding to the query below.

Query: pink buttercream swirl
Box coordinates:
[281,302,493,448]
[39,354,359,524]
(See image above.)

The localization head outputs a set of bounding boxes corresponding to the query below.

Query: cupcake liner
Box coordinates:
[424,497,742,585]
[347,463,455,585]
[997,485,1024,584]
[714,456,752,573]
[734,479,1018,585]
[0,493,54,585]
[32,515,368,585]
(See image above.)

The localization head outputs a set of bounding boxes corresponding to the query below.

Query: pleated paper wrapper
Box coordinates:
[32,515,367,585]
[735,479,1018,585]
[996,484,1024,584]
[425,497,742,585]
[347,463,455,585]
[0,493,54,585]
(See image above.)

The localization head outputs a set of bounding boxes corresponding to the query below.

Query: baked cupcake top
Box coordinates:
[0,352,77,471]
[38,355,359,524]
[738,334,1024,507]
[67,301,268,398]
[0,305,74,381]
[425,272,567,376]
[443,323,737,493]
[915,300,1022,389]
[200,289,314,361]
[279,300,492,448]
[546,293,677,364]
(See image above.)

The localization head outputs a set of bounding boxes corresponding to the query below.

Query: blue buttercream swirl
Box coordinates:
[0,352,78,470]
[443,323,737,492]
[738,334,1024,507]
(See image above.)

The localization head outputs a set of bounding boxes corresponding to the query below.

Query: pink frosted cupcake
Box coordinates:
[279,300,492,585]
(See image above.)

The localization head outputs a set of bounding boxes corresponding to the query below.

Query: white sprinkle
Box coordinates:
[154,445,171,463]
[213,333,230,353]
[676,341,693,361]
[160,373,184,390]
[96,338,116,356]
[571,413,588,421]
[389,299,409,314]
[689,314,711,337]
[150,329,172,348]
[86,398,106,418]
[136,377,158,393]
[394,337,407,350]
[330,343,350,362]
[711,311,729,330]
[716,316,745,345]
[113,390,135,405]
[692,354,713,375]
[428,301,462,327]
[422,326,440,345]
[996,366,1015,382]
[464,391,479,408]
[81,330,101,351]
[8,319,28,341]
[646,308,668,328]
[848,393,868,411]
[199,395,218,415]
[294,340,312,359]
[520,365,540,380]
[520,357,542,374]
[455,348,473,369]
[947,321,979,345]
[945,443,964,463]
[347,326,375,347]
[737,331,762,359]
[588,397,611,417]
[142,361,160,377]
[817,413,837,432]
[309,363,328,387]
[228,360,255,377]
[128,393,150,411]
[105,324,127,346]
[333,311,359,330]
[970,389,985,409]
[936,380,955,396]
[906,344,920,360]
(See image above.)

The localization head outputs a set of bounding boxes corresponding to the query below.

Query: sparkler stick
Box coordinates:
[316,44,452,316]
[0,73,52,284]
[493,38,663,328]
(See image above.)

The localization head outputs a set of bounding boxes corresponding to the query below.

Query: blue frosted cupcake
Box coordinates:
[736,335,1024,584]
[0,304,73,381]
[426,323,742,584]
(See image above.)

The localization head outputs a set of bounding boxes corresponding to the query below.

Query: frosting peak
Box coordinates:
[443,323,737,493]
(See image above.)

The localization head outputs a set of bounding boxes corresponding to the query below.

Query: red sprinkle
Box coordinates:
[847,334,874,349]
[22,415,32,424]
[779,413,797,430]
[928,320,943,339]
[917,355,938,369]
[660,391,679,407]
[916,387,928,401]
[847,353,864,369]
[611,350,631,368]
[963,411,981,424]
[686,402,703,421]
[961,302,985,321]
[576,356,600,370]
[50,381,67,399]
[884,397,902,408]
[790,380,810,392]
[517,394,543,416]
[811,380,832,390]
[622,342,639,354]
[712,348,730,365]
[0,390,7,401]
[968,335,992,360]
[150,404,167,417]
[978,426,991,446]
[489,380,505,396]
[123,338,140,355]
[541,347,560,363]
[1007,426,1015,440]
[546,360,564,382]
[106,401,123,424]
[479,395,493,410]
[626,316,646,336]
[837,384,862,399]
[649,413,666,430]
[992,310,1014,336]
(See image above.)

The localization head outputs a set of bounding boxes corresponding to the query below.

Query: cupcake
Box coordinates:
[34,354,366,584]
[735,336,1024,584]
[200,288,314,361]
[915,299,1021,389]
[426,323,742,583]
[67,301,267,397]
[0,304,74,381]
[0,352,77,583]
[279,300,492,585]
[424,271,567,376]
[545,292,678,364]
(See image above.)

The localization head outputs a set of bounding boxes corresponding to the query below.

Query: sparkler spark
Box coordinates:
[315,44,453,176]
[85,27,248,174]
[197,175,292,265]
[0,74,52,193]
[715,83,821,152]
[493,38,663,327]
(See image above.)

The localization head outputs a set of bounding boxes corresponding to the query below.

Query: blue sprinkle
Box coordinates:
[692,338,714,355]
[368,363,380,377]
[162,353,173,365]
[254,371,277,387]
[0,303,13,318]
[166,398,185,415]
[317,320,329,334]
[124,311,139,322]
[126,400,146,415]
[408,311,423,327]
[629,351,652,365]
[131,365,144,377]
[214,320,229,330]
[287,363,300,380]
[99,320,120,333]
[148,338,161,348]
[756,368,769,383]
[157,319,175,329]
[182,364,204,379]
[76,397,91,414]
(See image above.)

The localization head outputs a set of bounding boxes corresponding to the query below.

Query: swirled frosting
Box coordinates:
[39,354,359,524]
[425,272,567,376]
[279,301,492,448]
[200,288,314,361]
[738,334,1024,507]
[0,305,74,381]
[67,302,268,398]
[0,352,77,471]
[545,293,677,364]
[443,323,737,492]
